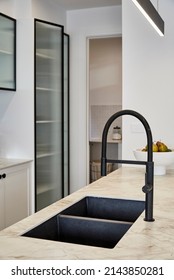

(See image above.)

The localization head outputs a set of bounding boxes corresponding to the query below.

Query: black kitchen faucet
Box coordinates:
[101,109,155,222]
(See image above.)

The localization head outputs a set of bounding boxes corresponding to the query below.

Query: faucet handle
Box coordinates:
[142,184,152,193]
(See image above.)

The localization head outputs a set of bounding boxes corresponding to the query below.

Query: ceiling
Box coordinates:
[52,0,122,11]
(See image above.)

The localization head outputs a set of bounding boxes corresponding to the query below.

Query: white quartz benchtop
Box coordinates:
[0,158,32,169]
[0,167,174,260]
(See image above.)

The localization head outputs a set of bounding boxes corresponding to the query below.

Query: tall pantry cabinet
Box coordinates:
[34,19,69,211]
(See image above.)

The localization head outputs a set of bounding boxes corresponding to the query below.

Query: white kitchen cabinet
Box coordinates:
[0,163,30,230]
[0,178,5,230]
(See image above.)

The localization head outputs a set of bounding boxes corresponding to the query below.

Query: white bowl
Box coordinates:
[133,149,174,175]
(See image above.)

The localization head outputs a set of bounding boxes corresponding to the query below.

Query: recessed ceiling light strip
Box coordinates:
[132,0,164,36]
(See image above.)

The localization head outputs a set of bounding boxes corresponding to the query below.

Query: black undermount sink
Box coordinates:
[22,196,145,249]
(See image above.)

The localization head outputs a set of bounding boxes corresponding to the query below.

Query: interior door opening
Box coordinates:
[87,35,122,184]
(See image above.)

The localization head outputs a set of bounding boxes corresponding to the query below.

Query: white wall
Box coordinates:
[31,0,66,26]
[0,0,33,159]
[67,6,122,192]
[89,37,122,106]
[0,0,66,160]
[0,0,15,16]
[122,0,174,165]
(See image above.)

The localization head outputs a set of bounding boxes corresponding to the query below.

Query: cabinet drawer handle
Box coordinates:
[0,173,6,179]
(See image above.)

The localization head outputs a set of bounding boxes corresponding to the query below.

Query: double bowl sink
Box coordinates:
[22,196,145,249]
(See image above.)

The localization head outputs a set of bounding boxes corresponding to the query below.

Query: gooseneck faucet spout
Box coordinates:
[101,109,154,222]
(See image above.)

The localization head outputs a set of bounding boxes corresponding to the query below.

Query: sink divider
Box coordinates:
[57,214,133,249]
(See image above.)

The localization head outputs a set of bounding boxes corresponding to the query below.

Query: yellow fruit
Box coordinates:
[142,143,158,152]
[142,145,147,151]
[142,141,172,153]
[153,143,158,152]
[156,141,168,152]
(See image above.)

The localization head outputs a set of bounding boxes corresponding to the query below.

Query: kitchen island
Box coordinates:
[0,167,174,259]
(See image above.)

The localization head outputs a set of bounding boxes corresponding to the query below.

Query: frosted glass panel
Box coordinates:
[64,34,69,197]
[0,13,16,90]
[35,20,63,211]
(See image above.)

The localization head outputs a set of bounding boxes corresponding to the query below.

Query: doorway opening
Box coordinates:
[87,35,122,183]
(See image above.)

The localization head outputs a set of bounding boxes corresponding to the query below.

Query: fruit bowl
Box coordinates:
[133,149,174,175]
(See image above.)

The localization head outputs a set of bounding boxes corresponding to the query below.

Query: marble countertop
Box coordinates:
[0,158,32,170]
[0,167,174,260]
